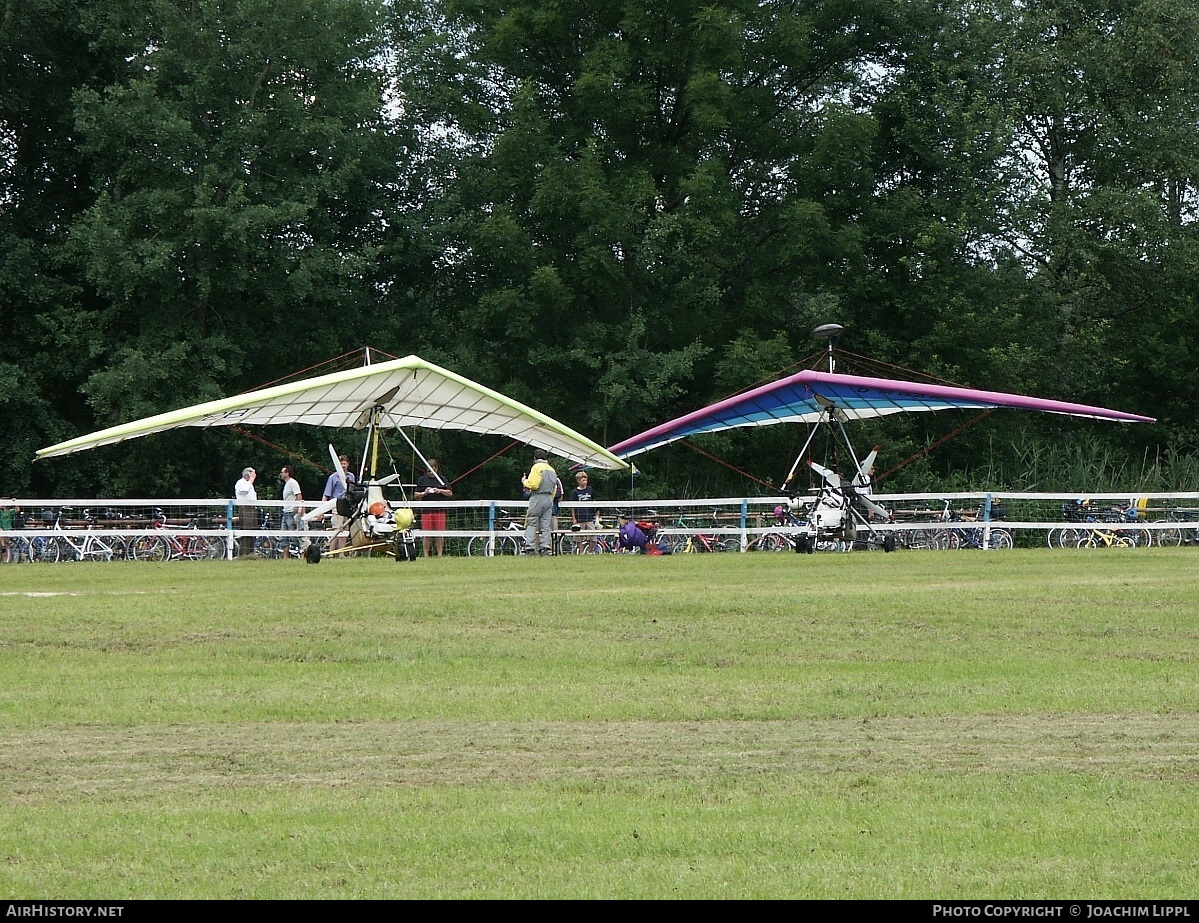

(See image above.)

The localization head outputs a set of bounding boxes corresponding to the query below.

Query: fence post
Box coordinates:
[739,498,748,552]
[225,500,235,560]
[487,501,497,557]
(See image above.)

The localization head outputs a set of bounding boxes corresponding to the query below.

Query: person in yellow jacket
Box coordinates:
[521,447,560,555]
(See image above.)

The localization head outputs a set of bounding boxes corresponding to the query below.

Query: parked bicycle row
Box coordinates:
[887,498,1192,550]
[3,494,1198,561]
[0,527,333,563]
[0,505,333,563]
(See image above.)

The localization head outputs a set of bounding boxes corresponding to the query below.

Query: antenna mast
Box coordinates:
[812,323,843,374]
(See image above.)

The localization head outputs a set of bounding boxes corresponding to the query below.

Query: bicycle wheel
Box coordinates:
[1156,526,1183,547]
[1054,527,1084,548]
[755,533,790,552]
[1124,528,1152,548]
[130,535,169,562]
[906,527,935,551]
[932,529,955,551]
[87,539,116,562]
[32,537,61,563]
[568,534,606,554]
[987,529,1014,550]
[8,537,31,563]
[716,536,742,553]
[467,535,520,557]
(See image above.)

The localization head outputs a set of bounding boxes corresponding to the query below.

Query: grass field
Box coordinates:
[1,549,1196,898]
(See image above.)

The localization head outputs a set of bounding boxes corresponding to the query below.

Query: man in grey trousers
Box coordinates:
[521,448,560,555]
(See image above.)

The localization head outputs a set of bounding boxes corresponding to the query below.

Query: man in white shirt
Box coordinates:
[280,466,305,558]
[234,467,258,557]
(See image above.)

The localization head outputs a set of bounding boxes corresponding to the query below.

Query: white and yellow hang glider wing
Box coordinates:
[37,355,628,470]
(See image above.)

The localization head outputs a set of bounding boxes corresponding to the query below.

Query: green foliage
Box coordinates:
[2,0,419,495]
[394,0,900,446]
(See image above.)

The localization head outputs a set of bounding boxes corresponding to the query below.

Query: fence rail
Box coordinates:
[3,492,1199,560]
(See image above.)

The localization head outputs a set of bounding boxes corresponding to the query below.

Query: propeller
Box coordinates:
[303,444,350,522]
[809,458,889,521]
[302,499,337,523]
[853,446,880,490]
[328,443,348,492]
[807,459,842,490]
[858,494,892,522]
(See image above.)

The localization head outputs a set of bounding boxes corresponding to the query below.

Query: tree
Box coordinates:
[0,0,126,494]
[37,0,407,495]
[390,0,903,458]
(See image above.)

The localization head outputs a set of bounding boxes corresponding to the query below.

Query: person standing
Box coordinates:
[416,458,453,557]
[279,466,305,558]
[0,499,16,563]
[522,448,559,556]
[570,471,598,530]
[550,471,565,536]
[322,455,356,552]
[569,471,599,552]
[234,467,258,558]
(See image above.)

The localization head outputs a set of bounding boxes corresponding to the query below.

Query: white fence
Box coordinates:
[3,492,1199,560]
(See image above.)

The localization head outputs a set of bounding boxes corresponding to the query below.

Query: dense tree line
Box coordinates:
[3,0,1197,500]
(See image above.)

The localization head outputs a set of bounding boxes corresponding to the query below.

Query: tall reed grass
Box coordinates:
[957,434,1199,493]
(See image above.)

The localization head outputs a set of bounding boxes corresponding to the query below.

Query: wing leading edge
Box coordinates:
[609,369,1155,459]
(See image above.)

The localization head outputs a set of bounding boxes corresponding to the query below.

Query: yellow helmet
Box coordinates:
[393,507,414,530]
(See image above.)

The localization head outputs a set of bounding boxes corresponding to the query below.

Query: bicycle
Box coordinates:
[1151,507,1199,547]
[466,514,528,557]
[887,506,945,550]
[1053,501,1150,550]
[53,509,124,562]
[7,510,63,563]
[4,534,59,563]
[247,511,287,559]
[742,507,798,552]
[1076,524,1139,549]
[897,524,943,550]
[747,531,794,552]
[672,511,740,554]
[946,523,1014,550]
[562,522,616,555]
[129,511,224,561]
[1047,501,1087,549]
[937,501,1013,551]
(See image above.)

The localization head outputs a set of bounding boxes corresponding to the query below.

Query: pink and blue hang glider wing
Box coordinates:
[608,370,1155,459]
